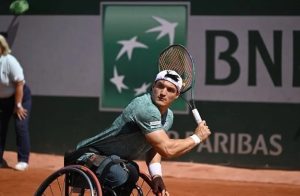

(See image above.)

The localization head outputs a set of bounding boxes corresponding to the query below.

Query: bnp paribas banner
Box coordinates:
[100,2,189,112]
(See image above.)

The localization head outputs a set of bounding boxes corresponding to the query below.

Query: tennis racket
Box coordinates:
[158,44,202,123]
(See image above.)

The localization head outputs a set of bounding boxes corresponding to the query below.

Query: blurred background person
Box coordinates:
[0,34,32,171]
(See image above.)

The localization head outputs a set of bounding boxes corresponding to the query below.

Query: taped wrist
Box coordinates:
[148,162,162,177]
[152,176,166,194]
[190,134,201,144]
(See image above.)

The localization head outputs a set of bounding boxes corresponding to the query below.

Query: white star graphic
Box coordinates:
[116,36,148,61]
[110,66,128,93]
[134,82,151,96]
[146,16,178,45]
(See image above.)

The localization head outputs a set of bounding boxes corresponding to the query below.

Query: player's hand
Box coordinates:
[194,120,211,142]
[152,175,169,196]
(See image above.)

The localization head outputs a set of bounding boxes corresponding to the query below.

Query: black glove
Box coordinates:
[152,175,166,194]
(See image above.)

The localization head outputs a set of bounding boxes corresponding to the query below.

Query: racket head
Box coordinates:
[158,44,195,94]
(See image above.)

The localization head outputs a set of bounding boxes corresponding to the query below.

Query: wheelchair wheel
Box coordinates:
[34,165,102,196]
[131,172,155,196]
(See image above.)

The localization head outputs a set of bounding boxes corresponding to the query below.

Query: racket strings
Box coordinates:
[159,46,194,93]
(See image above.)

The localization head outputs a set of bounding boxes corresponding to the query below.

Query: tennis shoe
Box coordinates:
[15,162,28,171]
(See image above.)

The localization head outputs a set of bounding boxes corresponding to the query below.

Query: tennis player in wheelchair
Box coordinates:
[65,70,211,196]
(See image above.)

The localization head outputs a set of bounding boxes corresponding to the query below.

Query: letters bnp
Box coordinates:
[205,30,300,87]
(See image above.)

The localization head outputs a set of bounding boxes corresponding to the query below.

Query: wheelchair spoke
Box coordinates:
[35,165,156,196]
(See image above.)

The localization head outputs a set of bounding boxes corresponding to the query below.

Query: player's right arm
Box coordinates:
[145,121,211,159]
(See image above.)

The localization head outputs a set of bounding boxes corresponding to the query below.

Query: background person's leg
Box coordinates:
[0,97,14,167]
[15,85,31,169]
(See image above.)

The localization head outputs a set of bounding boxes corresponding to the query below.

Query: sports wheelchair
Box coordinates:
[34,161,155,196]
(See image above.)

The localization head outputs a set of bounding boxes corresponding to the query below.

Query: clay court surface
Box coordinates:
[1,151,300,196]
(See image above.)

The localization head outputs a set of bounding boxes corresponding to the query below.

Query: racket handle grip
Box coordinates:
[192,108,202,123]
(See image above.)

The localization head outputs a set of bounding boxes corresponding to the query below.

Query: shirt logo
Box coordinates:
[150,121,162,128]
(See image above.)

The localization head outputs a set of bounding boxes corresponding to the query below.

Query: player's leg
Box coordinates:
[112,161,140,195]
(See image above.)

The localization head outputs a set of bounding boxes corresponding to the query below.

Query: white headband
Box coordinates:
[155,70,183,92]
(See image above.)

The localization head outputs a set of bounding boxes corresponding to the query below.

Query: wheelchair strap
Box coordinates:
[64,147,100,166]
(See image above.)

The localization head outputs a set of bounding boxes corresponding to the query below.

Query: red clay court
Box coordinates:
[1,151,300,196]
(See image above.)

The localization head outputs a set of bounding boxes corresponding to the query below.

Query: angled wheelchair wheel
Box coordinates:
[34,165,102,196]
[131,172,156,196]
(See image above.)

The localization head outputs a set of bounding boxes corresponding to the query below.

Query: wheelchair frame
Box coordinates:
[34,164,155,196]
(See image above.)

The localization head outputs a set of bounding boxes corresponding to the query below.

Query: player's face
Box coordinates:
[152,80,179,110]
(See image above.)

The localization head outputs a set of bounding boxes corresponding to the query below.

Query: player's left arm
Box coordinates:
[146,149,169,196]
